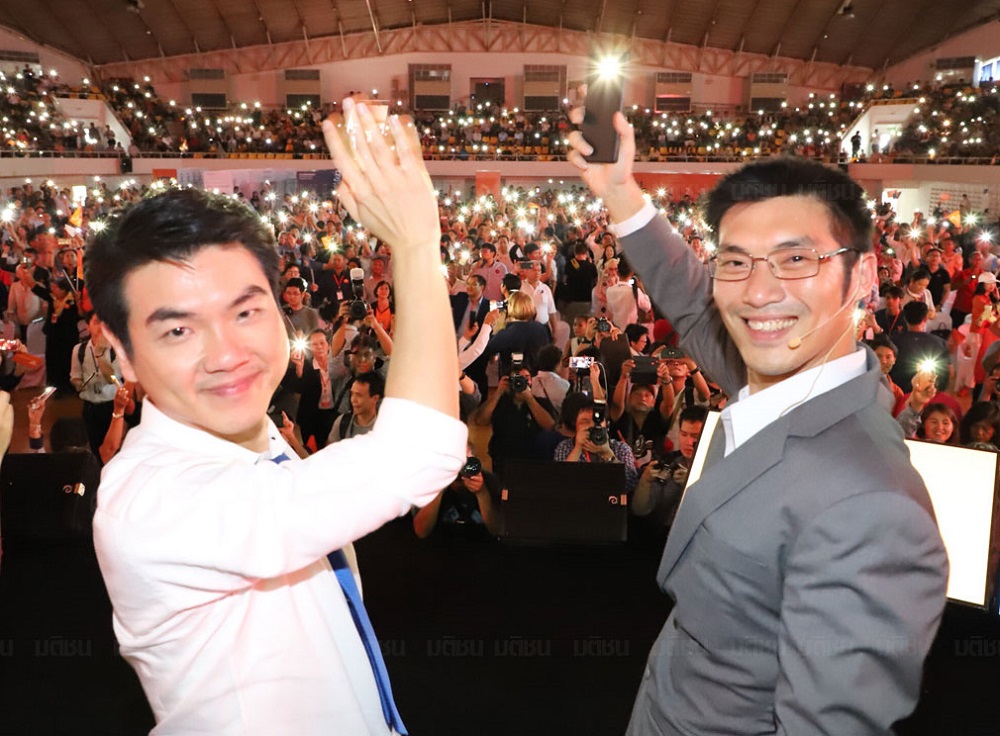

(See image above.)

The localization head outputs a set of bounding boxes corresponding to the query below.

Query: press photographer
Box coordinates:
[553,397,638,492]
[632,406,708,527]
[412,444,503,539]
[471,358,555,480]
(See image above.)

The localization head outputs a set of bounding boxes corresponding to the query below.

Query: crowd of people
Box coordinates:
[3,63,999,162]
[0,74,987,732]
[4,155,999,543]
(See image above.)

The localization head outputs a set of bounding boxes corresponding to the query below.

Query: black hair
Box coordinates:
[353,370,385,399]
[523,243,539,256]
[284,277,308,292]
[902,300,929,326]
[910,267,930,282]
[624,324,647,346]
[867,334,899,357]
[703,158,873,280]
[535,344,562,372]
[86,188,279,356]
[883,285,904,299]
[502,273,522,294]
[49,417,90,453]
[467,274,486,289]
[558,392,594,431]
[480,242,496,254]
[678,405,708,426]
[960,402,1000,446]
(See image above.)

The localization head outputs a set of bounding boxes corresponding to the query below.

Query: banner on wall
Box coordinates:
[202,170,234,194]
[151,168,177,181]
[633,173,722,202]
[296,169,342,196]
[475,171,502,200]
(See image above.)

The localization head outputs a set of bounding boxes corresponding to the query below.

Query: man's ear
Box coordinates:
[856,253,878,300]
[102,328,138,383]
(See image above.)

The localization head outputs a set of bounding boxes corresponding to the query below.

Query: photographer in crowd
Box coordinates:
[472,361,555,479]
[553,396,638,492]
[632,406,708,528]
[412,442,503,539]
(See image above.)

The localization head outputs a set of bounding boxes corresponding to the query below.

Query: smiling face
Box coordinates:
[105,244,289,453]
[923,410,954,444]
[712,195,873,394]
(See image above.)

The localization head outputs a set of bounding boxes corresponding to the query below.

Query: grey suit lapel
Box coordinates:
[657,414,788,583]
[656,351,886,584]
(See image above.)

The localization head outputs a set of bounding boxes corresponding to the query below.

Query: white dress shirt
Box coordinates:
[95,398,466,735]
[720,348,868,456]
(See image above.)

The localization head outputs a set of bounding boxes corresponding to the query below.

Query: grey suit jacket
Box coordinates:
[622,215,949,736]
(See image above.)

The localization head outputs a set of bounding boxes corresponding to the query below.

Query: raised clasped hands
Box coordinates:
[321,99,438,254]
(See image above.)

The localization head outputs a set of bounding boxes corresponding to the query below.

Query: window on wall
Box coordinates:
[287,94,321,109]
[410,64,452,111]
[655,96,692,113]
[190,93,227,109]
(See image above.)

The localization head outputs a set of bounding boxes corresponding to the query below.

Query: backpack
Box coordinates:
[76,338,115,367]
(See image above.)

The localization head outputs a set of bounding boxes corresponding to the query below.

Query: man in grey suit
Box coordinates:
[568,115,948,735]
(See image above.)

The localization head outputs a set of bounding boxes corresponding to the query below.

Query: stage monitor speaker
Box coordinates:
[501,459,628,543]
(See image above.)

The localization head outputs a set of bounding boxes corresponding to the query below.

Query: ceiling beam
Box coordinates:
[838,0,890,69]
[161,0,204,55]
[770,0,809,57]
[733,0,765,52]
[595,0,608,33]
[878,0,937,66]
[364,0,383,53]
[248,0,273,45]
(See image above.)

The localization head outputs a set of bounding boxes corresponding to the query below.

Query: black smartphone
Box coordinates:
[581,61,625,164]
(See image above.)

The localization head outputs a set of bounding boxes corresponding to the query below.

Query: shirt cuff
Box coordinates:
[609,202,658,239]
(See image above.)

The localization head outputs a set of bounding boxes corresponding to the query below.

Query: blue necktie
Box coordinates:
[270,452,406,734]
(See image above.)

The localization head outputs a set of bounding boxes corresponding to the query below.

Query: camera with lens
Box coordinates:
[458,456,482,479]
[588,399,609,445]
[595,317,611,333]
[508,352,529,393]
[630,435,653,456]
[649,458,689,486]
[347,267,368,321]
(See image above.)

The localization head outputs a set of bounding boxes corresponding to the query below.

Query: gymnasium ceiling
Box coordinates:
[0,0,998,71]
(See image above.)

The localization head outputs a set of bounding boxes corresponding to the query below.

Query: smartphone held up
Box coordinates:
[580,53,626,164]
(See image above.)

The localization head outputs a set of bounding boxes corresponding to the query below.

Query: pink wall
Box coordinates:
[885,20,1000,87]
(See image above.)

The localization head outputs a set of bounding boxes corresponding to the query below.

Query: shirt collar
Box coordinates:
[720,347,867,456]
[138,398,289,465]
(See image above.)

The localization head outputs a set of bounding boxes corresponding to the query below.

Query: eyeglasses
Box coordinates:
[709,246,854,282]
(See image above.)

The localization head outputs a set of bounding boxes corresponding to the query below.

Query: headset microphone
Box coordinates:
[786,286,865,350]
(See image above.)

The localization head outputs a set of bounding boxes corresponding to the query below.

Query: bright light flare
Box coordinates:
[595,55,623,81]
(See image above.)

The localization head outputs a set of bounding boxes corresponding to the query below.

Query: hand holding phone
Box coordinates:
[580,56,626,164]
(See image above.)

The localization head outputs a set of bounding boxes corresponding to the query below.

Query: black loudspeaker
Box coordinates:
[0,452,100,547]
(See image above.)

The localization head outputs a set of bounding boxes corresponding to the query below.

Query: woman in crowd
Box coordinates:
[959,402,1000,449]
[480,291,549,374]
[370,280,395,336]
[916,403,960,445]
